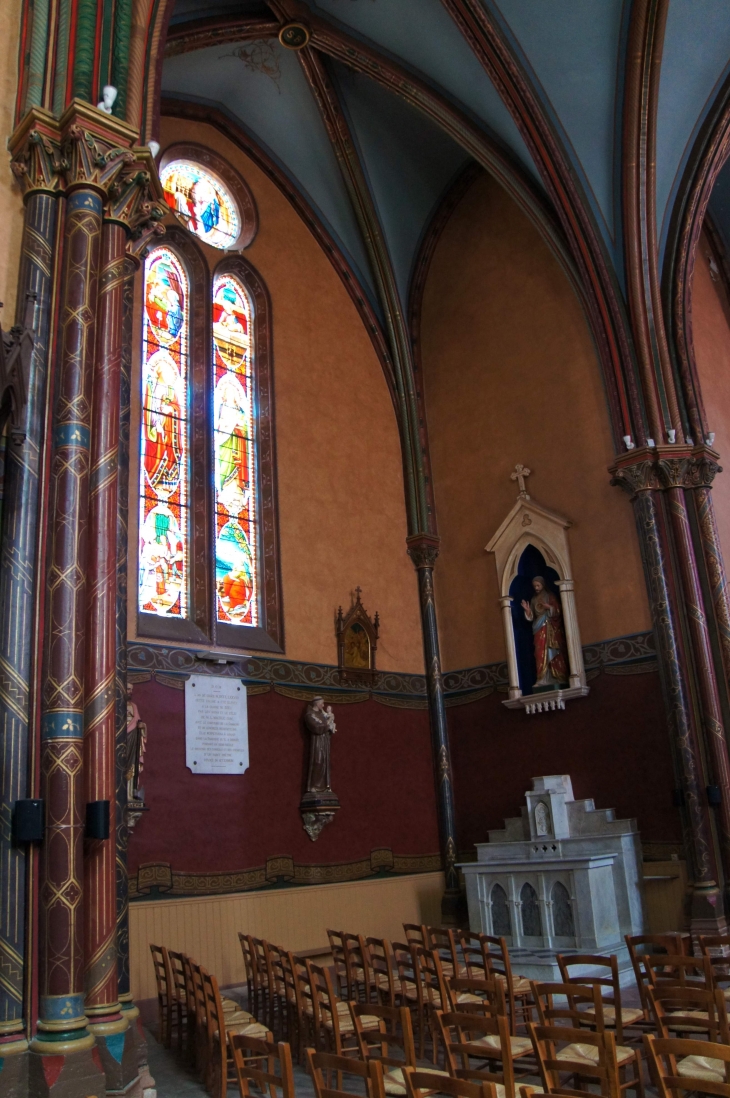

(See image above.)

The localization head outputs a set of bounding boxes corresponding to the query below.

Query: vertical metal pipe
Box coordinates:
[34,186,102,1053]
[0,191,57,1049]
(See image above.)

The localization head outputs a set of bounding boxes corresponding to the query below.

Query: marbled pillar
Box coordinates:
[35,187,102,1052]
[0,191,58,1049]
[612,452,725,930]
[83,222,126,1021]
[407,535,459,922]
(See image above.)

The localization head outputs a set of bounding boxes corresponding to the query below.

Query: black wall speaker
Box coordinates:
[13,799,44,843]
[85,800,110,840]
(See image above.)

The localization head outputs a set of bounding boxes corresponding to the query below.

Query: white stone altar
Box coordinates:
[460,775,644,982]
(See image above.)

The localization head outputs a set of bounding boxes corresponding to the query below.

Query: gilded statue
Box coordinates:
[304,696,336,793]
[521,576,569,689]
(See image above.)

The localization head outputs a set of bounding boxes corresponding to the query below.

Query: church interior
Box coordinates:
[5,1,730,1096]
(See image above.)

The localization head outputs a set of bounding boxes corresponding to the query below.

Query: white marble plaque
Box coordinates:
[185,676,249,775]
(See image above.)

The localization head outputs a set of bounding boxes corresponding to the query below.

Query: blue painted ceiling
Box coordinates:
[164,0,730,312]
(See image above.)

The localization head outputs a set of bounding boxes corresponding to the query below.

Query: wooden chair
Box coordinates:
[328,929,349,1000]
[181,953,199,1067]
[263,941,286,1038]
[167,948,189,1054]
[531,983,643,1098]
[414,946,485,1063]
[426,927,466,979]
[343,932,372,1003]
[625,933,686,1023]
[648,983,730,1040]
[644,951,712,992]
[292,950,316,1057]
[437,1008,532,1098]
[699,935,730,993]
[306,1048,387,1098]
[250,937,270,1022]
[237,933,256,1016]
[445,975,508,1018]
[393,941,424,1058]
[458,933,488,980]
[308,959,380,1057]
[402,1066,498,1098]
[203,966,268,1098]
[644,1032,730,1097]
[350,1002,447,1097]
[279,949,301,1056]
[367,937,398,1008]
[477,935,533,1035]
[230,1033,295,1098]
[150,943,173,1047]
[529,1021,623,1098]
[557,953,646,1043]
[404,924,427,948]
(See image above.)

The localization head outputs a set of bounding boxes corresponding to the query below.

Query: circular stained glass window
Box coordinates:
[160,159,241,250]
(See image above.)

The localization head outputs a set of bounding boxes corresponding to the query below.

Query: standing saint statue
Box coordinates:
[126,684,147,804]
[521,576,569,689]
[304,696,336,793]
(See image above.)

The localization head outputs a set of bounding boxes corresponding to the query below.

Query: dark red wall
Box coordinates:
[128,680,440,874]
[448,670,680,853]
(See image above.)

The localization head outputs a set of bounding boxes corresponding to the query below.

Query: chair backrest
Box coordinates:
[366,937,397,1008]
[556,954,623,1035]
[403,924,427,948]
[264,941,286,999]
[426,927,461,975]
[280,949,298,1009]
[238,933,255,993]
[182,953,197,1020]
[437,1009,514,1097]
[243,933,264,1010]
[150,943,170,1004]
[292,952,314,1021]
[458,933,488,980]
[191,961,208,1032]
[231,1033,295,1098]
[168,949,187,1002]
[413,945,448,1011]
[393,942,420,1007]
[328,929,348,999]
[531,980,605,1030]
[202,967,227,1045]
[343,932,371,1002]
[307,960,343,1041]
[644,1031,730,1098]
[529,1021,620,1097]
[446,975,507,1018]
[350,1001,416,1069]
[402,1066,497,1098]
[647,984,730,1042]
[698,935,730,995]
[644,952,712,990]
[251,936,268,985]
[625,933,686,1014]
[306,1047,386,1098]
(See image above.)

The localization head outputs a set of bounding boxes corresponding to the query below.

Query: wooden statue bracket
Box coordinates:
[0,294,36,446]
[335,586,380,684]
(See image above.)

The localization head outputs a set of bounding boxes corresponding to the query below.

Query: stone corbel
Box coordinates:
[8,108,65,195]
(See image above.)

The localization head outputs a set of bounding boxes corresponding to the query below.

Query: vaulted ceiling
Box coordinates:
[162,0,730,320]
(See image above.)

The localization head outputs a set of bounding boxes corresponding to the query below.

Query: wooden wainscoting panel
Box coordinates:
[642,860,688,933]
[129,871,445,1001]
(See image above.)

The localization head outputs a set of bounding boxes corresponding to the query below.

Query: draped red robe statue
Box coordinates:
[521,576,569,689]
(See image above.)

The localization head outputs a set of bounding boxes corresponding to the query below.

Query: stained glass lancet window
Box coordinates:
[161,160,240,250]
[212,273,259,627]
[138,246,190,618]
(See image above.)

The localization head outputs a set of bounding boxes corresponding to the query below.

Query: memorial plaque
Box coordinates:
[185,676,249,774]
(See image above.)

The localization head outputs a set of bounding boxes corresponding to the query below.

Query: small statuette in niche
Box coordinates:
[534,800,550,837]
[335,587,379,683]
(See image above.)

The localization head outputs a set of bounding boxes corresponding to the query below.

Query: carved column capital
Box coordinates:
[107,151,167,256]
[609,448,661,497]
[9,109,65,197]
[406,534,441,570]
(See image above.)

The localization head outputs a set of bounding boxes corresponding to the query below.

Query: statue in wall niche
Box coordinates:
[125,684,148,830]
[301,696,340,841]
[534,801,551,837]
[521,576,569,690]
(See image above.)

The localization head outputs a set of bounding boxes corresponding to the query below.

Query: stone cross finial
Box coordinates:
[511,463,531,499]
[354,586,362,603]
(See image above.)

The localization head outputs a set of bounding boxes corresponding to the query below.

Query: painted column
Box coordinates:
[694,478,730,690]
[82,218,130,1077]
[32,183,103,1070]
[612,451,725,931]
[0,184,58,1055]
[406,535,459,922]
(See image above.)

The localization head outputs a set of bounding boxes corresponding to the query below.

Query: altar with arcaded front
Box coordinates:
[460,775,644,981]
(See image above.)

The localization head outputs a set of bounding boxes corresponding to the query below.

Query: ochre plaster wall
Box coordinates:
[0,0,24,321]
[131,117,423,672]
[420,172,650,671]
[691,231,730,569]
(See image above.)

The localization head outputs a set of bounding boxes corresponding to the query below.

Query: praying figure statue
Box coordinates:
[521,576,569,690]
[304,696,335,793]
